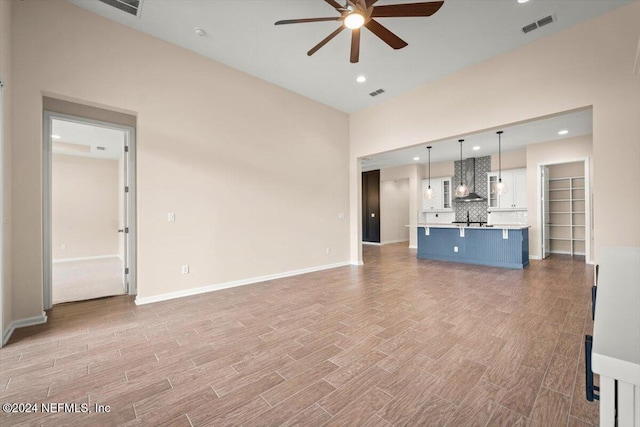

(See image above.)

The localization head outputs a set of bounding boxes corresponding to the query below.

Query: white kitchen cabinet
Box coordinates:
[487,168,527,211]
[422,177,452,212]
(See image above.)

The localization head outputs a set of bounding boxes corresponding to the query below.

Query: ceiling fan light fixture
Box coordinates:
[344,12,365,30]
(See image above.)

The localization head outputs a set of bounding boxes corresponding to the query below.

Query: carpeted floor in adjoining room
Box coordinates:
[52,257,125,304]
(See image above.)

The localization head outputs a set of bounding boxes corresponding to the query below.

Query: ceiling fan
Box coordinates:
[275,0,444,63]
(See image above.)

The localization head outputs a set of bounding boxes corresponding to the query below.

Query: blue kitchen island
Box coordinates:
[417,224,529,269]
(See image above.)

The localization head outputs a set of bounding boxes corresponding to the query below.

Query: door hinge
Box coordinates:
[125,227,129,233]
[125,186,129,193]
[124,145,129,153]
[125,267,129,274]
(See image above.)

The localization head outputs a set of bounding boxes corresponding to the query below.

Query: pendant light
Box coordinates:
[495,131,508,195]
[424,146,435,199]
[455,139,469,198]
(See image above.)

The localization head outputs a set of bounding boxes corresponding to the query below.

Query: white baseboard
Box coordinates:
[529,255,541,260]
[381,239,409,245]
[362,242,381,246]
[549,250,586,256]
[53,254,120,264]
[135,261,352,306]
[408,245,417,249]
[351,261,364,266]
[2,312,48,347]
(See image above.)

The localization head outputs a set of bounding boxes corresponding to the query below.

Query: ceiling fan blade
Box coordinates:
[350,28,361,63]
[308,26,346,56]
[324,0,347,11]
[275,17,342,25]
[366,0,379,6]
[371,1,444,18]
[365,19,408,49]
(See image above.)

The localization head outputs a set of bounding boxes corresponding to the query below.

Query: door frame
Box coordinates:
[362,169,381,244]
[541,165,550,259]
[536,157,591,264]
[43,111,137,309]
[0,75,5,346]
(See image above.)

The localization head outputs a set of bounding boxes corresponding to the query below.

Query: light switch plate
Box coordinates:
[168,212,175,222]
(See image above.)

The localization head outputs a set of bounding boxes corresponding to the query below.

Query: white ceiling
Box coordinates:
[67,0,632,113]
[52,119,125,160]
[361,108,592,171]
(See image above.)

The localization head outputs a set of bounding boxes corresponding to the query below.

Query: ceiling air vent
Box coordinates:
[537,14,555,28]
[98,0,143,17]
[369,89,385,97]
[96,146,106,151]
[522,14,555,34]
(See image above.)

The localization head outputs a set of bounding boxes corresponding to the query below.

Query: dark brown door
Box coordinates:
[362,170,380,243]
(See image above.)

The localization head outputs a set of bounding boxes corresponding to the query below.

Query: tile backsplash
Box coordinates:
[454,156,490,223]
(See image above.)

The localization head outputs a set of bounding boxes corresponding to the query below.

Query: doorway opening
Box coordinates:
[539,159,591,262]
[43,112,136,307]
[362,170,380,244]
[379,178,410,245]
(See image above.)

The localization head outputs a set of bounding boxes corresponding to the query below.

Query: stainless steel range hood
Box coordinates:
[456,158,487,203]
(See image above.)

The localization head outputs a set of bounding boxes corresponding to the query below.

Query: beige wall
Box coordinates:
[1,0,13,341]
[350,2,640,264]
[491,149,526,172]
[422,160,454,179]
[526,135,593,261]
[380,178,410,244]
[379,164,423,248]
[548,161,586,180]
[418,149,525,180]
[10,0,349,319]
[52,154,119,260]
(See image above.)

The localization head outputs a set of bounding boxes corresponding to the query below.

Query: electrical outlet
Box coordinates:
[326,247,331,254]
[168,212,175,222]
[181,264,189,274]
[61,244,67,250]
[454,246,458,253]
[338,213,345,220]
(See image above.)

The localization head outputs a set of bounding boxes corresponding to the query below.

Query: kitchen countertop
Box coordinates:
[408,223,530,230]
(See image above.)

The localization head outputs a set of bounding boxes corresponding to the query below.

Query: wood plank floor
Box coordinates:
[0,244,598,426]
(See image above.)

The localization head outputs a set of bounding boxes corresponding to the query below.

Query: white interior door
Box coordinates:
[542,166,550,259]
[44,112,136,307]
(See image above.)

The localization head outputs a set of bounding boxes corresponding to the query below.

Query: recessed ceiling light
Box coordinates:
[517,0,530,3]
[558,129,569,135]
[356,75,366,83]
[51,135,61,139]
[413,157,420,161]
[472,146,480,151]
[194,28,206,37]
